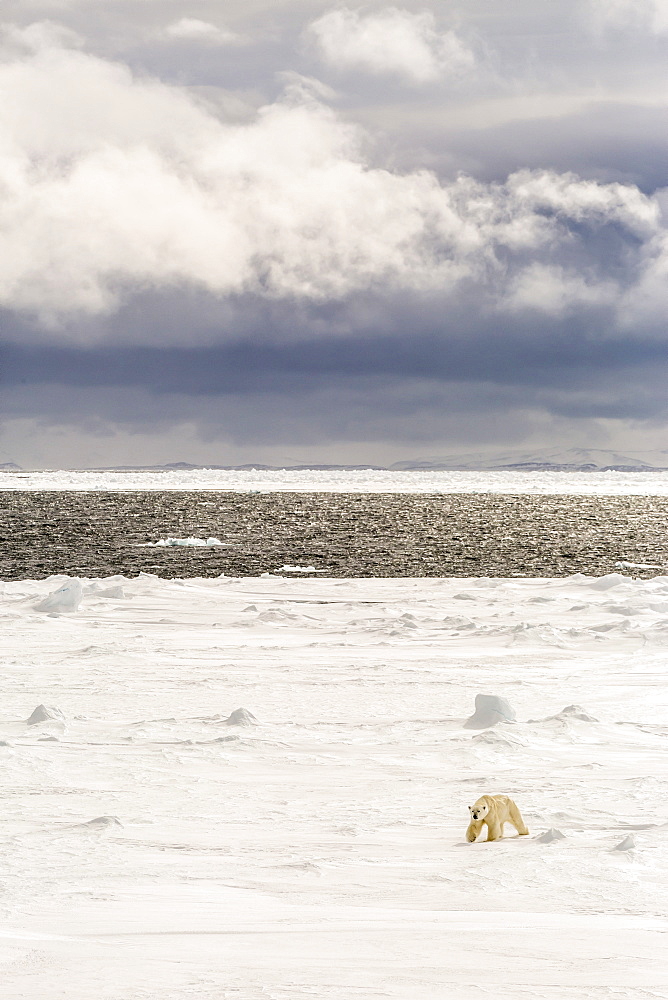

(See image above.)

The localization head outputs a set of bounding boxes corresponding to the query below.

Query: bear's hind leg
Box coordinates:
[508,801,529,836]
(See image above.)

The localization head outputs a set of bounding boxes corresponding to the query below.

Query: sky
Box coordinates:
[1,0,668,469]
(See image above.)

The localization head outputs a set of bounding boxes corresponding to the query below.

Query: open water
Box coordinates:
[2,490,668,579]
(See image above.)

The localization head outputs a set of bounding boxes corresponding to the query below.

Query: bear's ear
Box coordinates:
[468,805,472,813]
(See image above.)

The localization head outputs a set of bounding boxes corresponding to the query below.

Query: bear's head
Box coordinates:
[468,801,489,821]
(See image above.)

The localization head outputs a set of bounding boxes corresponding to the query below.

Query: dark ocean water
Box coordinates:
[2,491,667,580]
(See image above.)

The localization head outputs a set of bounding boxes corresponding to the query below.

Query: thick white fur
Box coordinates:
[466,794,529,843]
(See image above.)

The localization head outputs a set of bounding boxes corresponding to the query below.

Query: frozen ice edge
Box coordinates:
[6,467,668,494]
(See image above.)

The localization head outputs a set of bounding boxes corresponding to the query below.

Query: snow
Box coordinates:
[0,571,667,997]
[5,467,668,494]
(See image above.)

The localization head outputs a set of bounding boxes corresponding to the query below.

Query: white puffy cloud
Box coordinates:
[618,229,668,329]
[306,7,474,84]
[162,18,242,46]
[0,25,663,339]
[0,18,82,53]
[502,263,617,316]
[590,0,668,35]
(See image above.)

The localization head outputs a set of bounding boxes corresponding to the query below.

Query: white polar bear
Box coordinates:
[466,794,529,843]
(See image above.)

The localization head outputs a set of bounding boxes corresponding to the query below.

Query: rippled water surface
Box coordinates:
[2,491,668,579]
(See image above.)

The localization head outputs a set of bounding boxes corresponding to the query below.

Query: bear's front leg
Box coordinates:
[485,819,502,842]
[466,819,483,842]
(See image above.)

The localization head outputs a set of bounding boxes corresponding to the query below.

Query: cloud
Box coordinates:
[0,25,663,344]
[162,18,242,46]
[4,338,668,467]
[422,103,668,193]
[2,3,668,466]
[502,264,618,316]
[590,0,668,35]
[306,7,475,84]
[0,18,82,52]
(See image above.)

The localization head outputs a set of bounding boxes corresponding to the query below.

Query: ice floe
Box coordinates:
[615,560,662,570]
[138,536,225,547]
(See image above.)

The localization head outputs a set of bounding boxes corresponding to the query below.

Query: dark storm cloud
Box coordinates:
[4,301,668,419]
[380,103,668,193]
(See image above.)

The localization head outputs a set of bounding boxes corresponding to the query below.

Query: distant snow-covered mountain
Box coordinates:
[56,448,668,474]
[100,461,385,472]
[389,448,668,472]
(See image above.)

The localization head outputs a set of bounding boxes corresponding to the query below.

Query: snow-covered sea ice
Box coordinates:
[0,571,666,998]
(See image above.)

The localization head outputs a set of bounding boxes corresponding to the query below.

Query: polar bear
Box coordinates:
[466,794,529,843]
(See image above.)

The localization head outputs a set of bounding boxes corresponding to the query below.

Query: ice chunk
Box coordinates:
[79,816,123,829]
[556,704,598,722]
[26,704,66,726]
[139,537,225,547]
[34,578,82,614]
[537,828,566,843]
[221,708,258,726]
[464,693,516,729]
[612,834,636,852]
